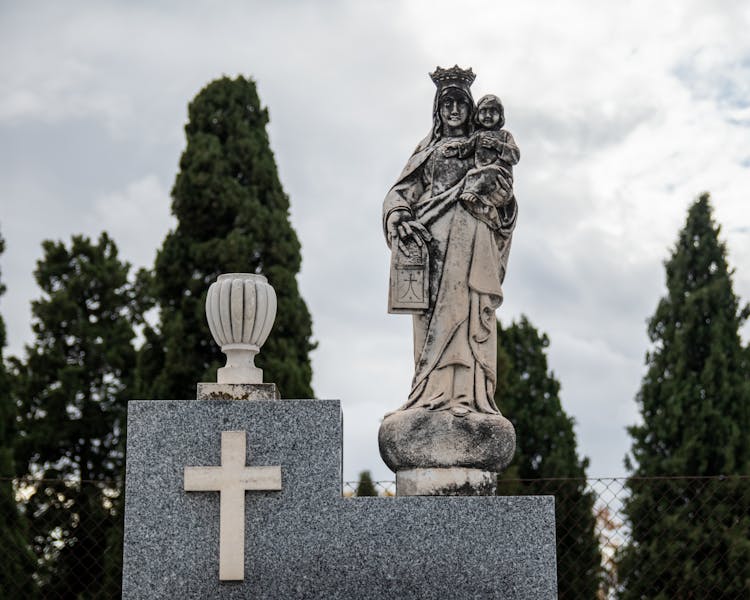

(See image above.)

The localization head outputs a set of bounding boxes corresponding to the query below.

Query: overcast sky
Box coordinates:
[1,1,749,483]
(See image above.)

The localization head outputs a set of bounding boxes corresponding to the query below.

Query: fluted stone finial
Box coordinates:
[199,273,280,401]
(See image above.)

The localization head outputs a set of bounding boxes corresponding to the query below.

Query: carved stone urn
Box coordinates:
[205,273,276,385]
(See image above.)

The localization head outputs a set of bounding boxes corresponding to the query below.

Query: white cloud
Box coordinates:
[87,174,175,270]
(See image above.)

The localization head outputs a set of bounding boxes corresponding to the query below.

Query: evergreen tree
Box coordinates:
[12,233,138,598]
[355,470,378,497]
[621,194,750,599]
[496,316,601,599]
[0,233,37,599]
[145,75,315,400]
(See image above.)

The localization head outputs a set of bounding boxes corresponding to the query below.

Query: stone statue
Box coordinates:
[379,66,518,496]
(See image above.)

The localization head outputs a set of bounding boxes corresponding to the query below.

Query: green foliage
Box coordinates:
[145,75,315,400]
[355,470,378,497]
[621,194,750,599]
[0,233,37,599]
[496,316,601,599]
[12,233,138,598]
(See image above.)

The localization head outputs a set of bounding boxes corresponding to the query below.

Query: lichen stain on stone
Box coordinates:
[441,481,494,496]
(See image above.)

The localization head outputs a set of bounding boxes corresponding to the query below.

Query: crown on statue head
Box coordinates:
[429,65,476,90]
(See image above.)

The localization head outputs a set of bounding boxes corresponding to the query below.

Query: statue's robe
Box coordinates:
[383,136,517,415]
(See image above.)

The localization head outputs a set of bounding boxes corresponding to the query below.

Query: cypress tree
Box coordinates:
[355,470,378,497]
[12,233,138,598]
[145,75,315,400]
[0,233,37,599]
[496,316,601,599]
[621,194,750,599]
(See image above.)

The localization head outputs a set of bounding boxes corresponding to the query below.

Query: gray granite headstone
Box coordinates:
[122,399,557,599]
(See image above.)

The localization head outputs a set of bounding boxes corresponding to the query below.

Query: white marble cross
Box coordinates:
[184,430,282,581]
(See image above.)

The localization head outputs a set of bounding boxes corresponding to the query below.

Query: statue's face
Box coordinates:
[477,105,501,129]
[439,91,470,130]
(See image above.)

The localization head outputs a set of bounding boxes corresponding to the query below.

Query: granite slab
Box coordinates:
[122,399,557,599]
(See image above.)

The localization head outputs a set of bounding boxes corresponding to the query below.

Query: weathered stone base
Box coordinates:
[196,382,280,401]
[379,407,516,473]
[396,467,497,496]
[123,400,556,599]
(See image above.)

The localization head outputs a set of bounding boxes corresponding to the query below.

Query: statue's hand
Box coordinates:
[479,133,502,150]
[442,142,461,157]
[387,212,432,255]
[398,220,432,245]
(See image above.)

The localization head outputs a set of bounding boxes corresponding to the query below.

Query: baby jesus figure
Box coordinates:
[445,94,520,230]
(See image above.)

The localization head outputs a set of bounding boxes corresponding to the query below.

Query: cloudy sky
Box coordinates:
[1,1,749,483]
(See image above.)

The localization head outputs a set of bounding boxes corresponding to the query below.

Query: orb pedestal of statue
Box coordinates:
[378,407,516,496]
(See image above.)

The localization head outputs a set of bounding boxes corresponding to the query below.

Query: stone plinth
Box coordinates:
[396,467,498,496]
[123,399,556,599]
[379,407,516,495]
[196,382,280,401]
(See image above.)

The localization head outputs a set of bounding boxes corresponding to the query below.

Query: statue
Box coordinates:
[379,66,518,496]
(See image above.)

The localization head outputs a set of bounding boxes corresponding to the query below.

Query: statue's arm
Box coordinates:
[382,171,424,239]
[498,193,518,235]
[442,138,475,159]
[384,191,411,229]
[479,131,520,166]
[497,131,520,165]
[383,172,432,253]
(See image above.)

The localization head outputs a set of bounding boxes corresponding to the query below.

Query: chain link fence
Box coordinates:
[2,475,748,598]
[345,475,750,599]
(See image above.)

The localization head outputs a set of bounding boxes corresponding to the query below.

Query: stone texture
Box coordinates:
[379,407,516,473]
[123,399,556,599]
[396,467,497,496]
[196,382,280,401]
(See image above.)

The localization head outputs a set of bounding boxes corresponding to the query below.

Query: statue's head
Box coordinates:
[475,94,505,130]
[429,66,476,140]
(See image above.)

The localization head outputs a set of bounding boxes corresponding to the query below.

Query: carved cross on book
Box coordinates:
[388,236,430,313]
[184,431,282,581]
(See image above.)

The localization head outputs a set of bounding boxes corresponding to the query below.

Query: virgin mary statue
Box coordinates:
[383,66,517,417]
[379,66,518,492]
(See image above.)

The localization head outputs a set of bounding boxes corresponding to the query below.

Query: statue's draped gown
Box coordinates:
[383,134,517,416]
